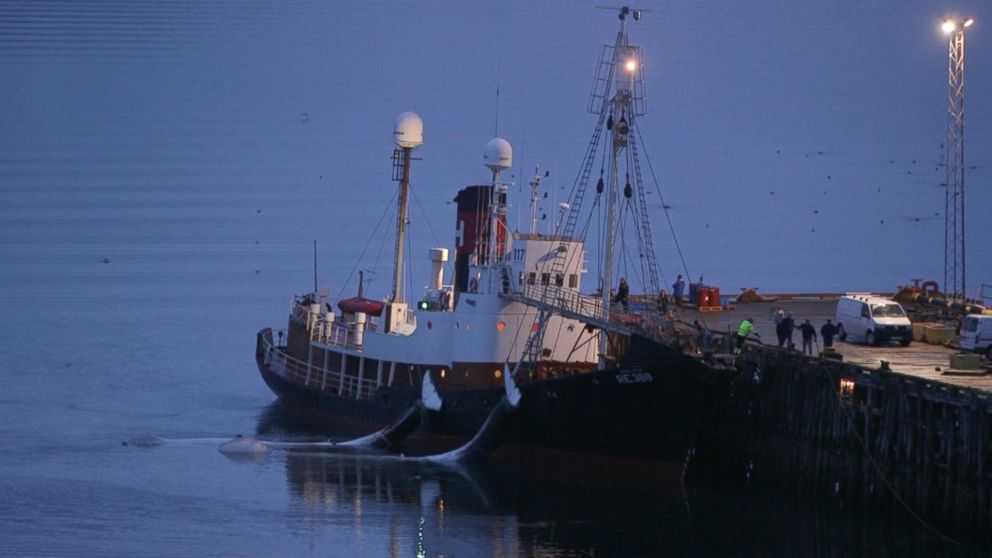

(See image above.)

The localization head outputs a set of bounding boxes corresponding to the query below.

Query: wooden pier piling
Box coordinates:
[693,341,992,535]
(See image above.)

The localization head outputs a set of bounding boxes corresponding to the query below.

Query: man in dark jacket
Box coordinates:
[799,319,817,355]
[821,319,838,348]
[672,274,686,304]
[613,277,629,310]
[778,313,796,349]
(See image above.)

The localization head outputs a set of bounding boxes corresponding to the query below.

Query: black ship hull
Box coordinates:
[256,328,727,463]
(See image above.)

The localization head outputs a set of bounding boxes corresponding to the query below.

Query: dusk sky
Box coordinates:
[2,1,990,297]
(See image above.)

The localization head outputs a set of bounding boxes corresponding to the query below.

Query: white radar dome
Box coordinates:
[393,112,424,149]
[483,137,512,171]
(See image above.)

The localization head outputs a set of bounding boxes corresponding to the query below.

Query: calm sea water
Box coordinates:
[1,3,988,556]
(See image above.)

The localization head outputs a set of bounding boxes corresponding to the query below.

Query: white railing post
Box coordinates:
[356,357,365,400]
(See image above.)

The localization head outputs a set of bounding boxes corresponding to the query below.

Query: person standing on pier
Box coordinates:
[779,312,796,349]
[774,309,785,325]
[658,288,669,314]
[672,274,685,305]
[821,319,838,348]
[614,277,629,310]
[799,319,817,355]
[735,317,759,354]
[772,310,784,346]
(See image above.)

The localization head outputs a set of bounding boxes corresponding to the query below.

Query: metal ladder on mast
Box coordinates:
[518,32,623,367]
[627,122,662,301]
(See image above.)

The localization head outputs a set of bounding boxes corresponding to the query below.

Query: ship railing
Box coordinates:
[516,284,604,318]
[507,284,663,336]
[260,330,380,400]
[310,319,377,351]
[290,298,382,350]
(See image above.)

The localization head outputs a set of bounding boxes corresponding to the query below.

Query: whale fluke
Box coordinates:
[422,364,522,464]
[336,369,443,449]
[422,370,443,412]
[503,362,521,408]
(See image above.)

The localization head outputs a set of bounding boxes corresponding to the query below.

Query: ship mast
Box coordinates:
[481,137,513,285]
[517,5,656,371]
[391,112,424,304]
[598,7,642,368]
[528,167,549,235]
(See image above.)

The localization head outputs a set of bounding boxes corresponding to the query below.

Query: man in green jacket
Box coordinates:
[736,317,760,354]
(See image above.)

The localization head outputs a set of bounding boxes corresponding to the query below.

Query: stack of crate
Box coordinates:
[697,286,722,312]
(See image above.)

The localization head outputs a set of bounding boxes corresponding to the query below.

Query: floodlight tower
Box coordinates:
[942,17,974,300]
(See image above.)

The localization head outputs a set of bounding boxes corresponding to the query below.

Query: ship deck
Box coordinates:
[677,297,992,391]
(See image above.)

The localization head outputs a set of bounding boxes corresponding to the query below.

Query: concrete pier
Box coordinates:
[681,298,990,386]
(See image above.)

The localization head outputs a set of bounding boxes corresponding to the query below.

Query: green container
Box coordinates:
[950,353,982,370]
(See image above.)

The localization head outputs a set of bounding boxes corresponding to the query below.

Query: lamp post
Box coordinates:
[942,17,974,301]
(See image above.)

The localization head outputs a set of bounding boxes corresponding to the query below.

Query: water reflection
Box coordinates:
[256,401,981,557]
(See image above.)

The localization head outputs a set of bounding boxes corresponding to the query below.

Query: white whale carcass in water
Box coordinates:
[123,435,232,448]
[218,434,270,456]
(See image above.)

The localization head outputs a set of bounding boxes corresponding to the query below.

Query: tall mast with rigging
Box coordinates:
[390,112,424,305]
[518,6,657,370]
[596,7,648,367]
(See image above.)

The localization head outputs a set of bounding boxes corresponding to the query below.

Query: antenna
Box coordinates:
[313,240,318,293]
[529,166,551,235]
[494,57,502,137]
[594,5,650,21]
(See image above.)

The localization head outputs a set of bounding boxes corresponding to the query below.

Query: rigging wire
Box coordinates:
[625,135,655,299]
[336,194,395,302]
[409,183,443,248]
[596,189,604,291]
[630,122,707,326]
[634,123,691,283]
[618,199,644,291]
[371,196,395,290]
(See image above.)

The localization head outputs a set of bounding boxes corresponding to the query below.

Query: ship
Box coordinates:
[254,7,729,464]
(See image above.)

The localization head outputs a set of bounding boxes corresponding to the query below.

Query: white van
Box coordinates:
[959,314,992,359]
[836,294,912,347]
